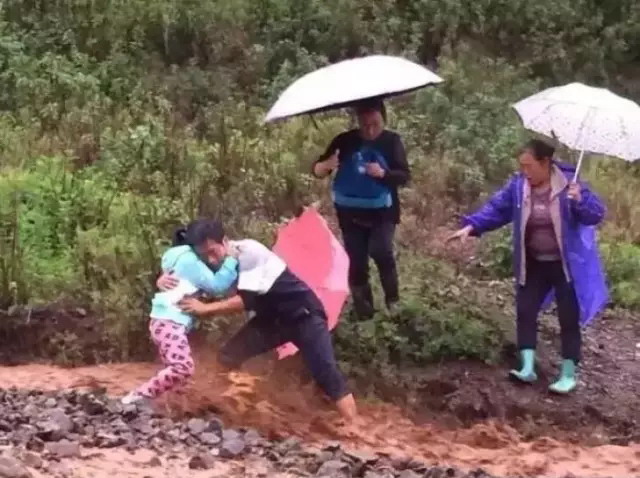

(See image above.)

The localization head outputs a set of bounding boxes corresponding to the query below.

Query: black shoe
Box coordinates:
[351,285,375,320]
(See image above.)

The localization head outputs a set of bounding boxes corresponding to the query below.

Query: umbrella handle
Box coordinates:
[572,150,586,182]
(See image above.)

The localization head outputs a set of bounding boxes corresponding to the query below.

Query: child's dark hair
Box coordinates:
[355,97,387,122]
[522,139,555,161]
[172,219,225,247]
[172,226,188,246]
[185,219,225,246]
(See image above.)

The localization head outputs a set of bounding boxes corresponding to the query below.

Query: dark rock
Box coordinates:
[244,429,262,446]
[131,420,154,436]
[187,418,207,435]
[199,432,221,446]
[345,449,378,465]
[120,404,138,418]
[466,469,492,478]
[315,451,334,464]
[42,409,72,438]
[20,453,42,470]
[207,417,224,433]
[364,472,394,478]
[220,437,246,458]
[221,429,241,441]
[43,398,57,409]
[323,441,341,452]
[188,453,217,470]
[13,425,37,445]
[277,436,301,455]
[146,456,162,467]
[298,445,322,459]
[165,429,181,442]
[105,400,124,415]
[54,398,71,411]
[35,421,64,442]
[398,470,422,478]
[25,437,44,453]
[264,449,281,462]
[21,405,39,418]
[316,460,349,476]
[280,455,302,469]
[80,397,106,416]
[391,455,412,470]
[45,440,82,458]
[95,432,126,448]
[134,401,155,417]
[425,467,457,478]
[0,422,11,433]
[108,418,129,433]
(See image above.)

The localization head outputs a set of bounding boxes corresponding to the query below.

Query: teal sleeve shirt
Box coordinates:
[150,245,238,330]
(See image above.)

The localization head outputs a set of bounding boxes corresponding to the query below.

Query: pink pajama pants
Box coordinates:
[137,319,195,398]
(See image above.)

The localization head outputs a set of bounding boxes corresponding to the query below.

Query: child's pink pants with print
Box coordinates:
[137,319,195,398]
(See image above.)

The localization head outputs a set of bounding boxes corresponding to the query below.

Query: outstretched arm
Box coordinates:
[190,256,239,297]
[462,176,517,236]
[178,294,245,317]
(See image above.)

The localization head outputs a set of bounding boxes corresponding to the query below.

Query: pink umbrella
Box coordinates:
[272,207,349,359]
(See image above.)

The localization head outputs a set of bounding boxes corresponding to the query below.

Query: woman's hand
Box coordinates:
[178,297,210,316]
[314,150,339,177]
[365,162,385,178]
[567,182,582,202]
[225,240,241,259]
[446,225,474,244]
[157,272,179,291]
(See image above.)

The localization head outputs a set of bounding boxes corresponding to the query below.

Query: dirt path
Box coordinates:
[0,357,638,478]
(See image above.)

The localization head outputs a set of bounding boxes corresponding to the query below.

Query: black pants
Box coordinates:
[217,309,349,401]
[516,258,581,362]
[338,217,399,317]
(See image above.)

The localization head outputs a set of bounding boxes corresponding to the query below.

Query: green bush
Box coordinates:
[601,242,640,310]
[335,255,509,375]
[0,0,639,366]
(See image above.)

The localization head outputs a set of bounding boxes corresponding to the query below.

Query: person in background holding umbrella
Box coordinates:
[312,98,410,318]
[447,139,608,394]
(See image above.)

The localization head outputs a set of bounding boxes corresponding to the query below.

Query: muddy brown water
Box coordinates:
[0,353,638,478]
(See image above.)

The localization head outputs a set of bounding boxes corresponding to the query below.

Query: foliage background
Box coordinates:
[0,0,639,367]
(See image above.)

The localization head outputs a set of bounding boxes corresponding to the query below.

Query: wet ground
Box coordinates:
[0,330,638,478]
[0,281,638,477]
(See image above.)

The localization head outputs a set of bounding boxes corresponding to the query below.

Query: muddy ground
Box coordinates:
[0,301,638,477]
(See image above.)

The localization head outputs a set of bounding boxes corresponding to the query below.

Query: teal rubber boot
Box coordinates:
[549,359,577,394]
[509,349,538,383]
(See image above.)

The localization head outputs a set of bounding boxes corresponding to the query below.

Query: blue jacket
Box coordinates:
[150,245,238,330]
[463,162,609,324]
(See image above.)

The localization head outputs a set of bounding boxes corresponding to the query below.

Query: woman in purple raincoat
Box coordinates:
[448,139,608,394]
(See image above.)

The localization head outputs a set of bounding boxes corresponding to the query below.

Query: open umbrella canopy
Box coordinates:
[513,83,640,163]
[272,207,349,359]
[265,55,443,122]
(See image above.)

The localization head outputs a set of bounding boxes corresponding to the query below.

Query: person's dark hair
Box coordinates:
[355,97,387,122]
[522,139,555,161]
[184,219,225,246]
[172,226,188,246]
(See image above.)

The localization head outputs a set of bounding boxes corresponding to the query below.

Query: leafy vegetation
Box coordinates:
[0,0,639,366]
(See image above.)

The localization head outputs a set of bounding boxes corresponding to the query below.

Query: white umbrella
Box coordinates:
[265,55,443,123]
[512,82,640,180]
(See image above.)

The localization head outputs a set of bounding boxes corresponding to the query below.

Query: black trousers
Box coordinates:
[338,216,399,317]
[516,258,581,362]
[217,308,349,401]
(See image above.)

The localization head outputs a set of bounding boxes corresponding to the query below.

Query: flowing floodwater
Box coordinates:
[0,352,638,478]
